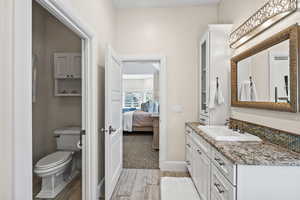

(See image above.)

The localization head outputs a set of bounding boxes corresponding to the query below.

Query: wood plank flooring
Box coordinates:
[111,169,190,200]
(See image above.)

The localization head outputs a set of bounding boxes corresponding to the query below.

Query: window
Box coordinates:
[123,90,153,109]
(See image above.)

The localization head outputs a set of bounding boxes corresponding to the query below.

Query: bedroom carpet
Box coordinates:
[123,133,159,169]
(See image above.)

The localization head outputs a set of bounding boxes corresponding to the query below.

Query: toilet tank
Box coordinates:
[54,126,81,151]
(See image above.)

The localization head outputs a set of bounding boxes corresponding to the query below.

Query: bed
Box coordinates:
[123,110,154,132]
[123,110,160,150]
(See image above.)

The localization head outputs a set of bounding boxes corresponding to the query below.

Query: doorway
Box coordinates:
[122,61,161,169]
[14,0,98,199]
[32,2,83,199]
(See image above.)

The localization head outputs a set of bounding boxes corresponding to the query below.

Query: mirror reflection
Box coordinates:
[237,39,290,103]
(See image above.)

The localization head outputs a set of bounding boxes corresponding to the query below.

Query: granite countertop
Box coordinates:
[186,122,300,166]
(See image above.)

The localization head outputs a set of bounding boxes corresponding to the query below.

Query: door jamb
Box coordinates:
[14,0,98,199]
[120,55,167,166]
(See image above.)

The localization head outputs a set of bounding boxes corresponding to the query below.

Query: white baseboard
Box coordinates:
[160,161,187,172]
[96,178,105,199]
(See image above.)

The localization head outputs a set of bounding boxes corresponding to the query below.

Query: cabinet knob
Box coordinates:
[214,158,225,166]
[197,149,202,155]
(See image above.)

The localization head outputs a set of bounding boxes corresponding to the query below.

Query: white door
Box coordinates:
[105,46,123,200]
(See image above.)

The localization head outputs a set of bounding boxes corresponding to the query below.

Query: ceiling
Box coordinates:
[113,0,220,8]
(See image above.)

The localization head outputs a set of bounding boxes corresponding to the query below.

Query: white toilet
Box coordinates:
[34,126,81,199]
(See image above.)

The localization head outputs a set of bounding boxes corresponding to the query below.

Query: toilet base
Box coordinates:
[36,170,79,199]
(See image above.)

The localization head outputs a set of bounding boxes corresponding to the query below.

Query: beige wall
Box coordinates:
[64,0,116,184]
[1,0,115,197]
[116,6,218,161]
[32,2,49,164]
[218,0,300,134]
[218,0,267,28]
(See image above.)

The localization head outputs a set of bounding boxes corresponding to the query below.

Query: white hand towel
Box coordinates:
[209,81,225,110]
[208,82,217,109]
[239,80,258,101]
[250,81,258,101]
[216,83,225,105]
[239,81,250,101]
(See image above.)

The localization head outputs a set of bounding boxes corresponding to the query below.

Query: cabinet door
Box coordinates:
[70,53,82,78]
[54,53,70,78]
[185,142,193,174]
[195,149,210,200]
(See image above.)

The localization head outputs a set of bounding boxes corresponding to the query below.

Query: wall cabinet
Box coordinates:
[54,53,81,96]
[54,53,81,79]
[199,25,232,125]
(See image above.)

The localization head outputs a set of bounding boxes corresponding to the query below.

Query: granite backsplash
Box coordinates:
[230,118,300,153]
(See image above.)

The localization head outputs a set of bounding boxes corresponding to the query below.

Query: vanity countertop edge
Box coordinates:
[186,122,300,166]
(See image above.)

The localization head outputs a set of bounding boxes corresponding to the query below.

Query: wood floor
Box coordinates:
[33,169,189,200]
[111,169,190,200]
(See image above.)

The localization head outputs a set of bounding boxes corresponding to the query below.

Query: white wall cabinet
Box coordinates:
[186,126,300,200]
[54,53,81,79]
[199,25,232,125]
[54,53,82,96]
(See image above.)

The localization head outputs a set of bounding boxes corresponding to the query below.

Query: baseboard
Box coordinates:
[97,178,105,199]
[159,161,187,172]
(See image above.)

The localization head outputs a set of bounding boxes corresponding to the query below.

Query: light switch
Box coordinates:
[171,105,183,113]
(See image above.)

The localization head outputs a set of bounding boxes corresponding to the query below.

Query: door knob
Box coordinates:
[101,126,117,134]
[109,126,117,134]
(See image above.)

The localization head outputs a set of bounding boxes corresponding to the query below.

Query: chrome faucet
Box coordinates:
[225,119,231,129]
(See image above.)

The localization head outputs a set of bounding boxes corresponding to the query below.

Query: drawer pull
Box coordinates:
[214,158,225,166]
[214,183,225,194]
[186,161,191,165]
[186,144,191,148]
[197,149,202,155]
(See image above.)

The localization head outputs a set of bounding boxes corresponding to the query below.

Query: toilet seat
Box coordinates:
[35,151,73,170]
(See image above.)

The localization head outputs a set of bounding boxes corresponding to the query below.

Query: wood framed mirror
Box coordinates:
[231,24,299,112]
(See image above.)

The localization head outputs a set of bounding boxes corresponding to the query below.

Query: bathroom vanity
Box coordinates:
[185,122,300,200]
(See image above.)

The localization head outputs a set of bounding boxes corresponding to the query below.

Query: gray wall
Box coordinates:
[32,2,81,164]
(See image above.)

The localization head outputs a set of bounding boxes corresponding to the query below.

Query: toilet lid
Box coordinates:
[36,151,72,169]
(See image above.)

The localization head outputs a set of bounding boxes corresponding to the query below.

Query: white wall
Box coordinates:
[116,5,218,161]
[0,0,116,198]
[218,0,300,134]
[0,0,14,199]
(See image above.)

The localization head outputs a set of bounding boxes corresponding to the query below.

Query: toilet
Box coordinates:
[34,126,81,199]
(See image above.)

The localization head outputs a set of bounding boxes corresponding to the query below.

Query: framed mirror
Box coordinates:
[231,24,299,112]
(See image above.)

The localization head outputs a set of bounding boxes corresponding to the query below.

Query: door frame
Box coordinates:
[14,0,98,199]
[120,55,167,166]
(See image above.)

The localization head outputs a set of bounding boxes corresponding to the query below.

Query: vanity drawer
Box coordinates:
[190,131,212,158]
[212,148,236,185]
[211,165,236,200]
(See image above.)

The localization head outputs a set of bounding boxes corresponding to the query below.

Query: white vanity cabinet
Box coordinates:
[186,126,300,200]
[186,127,211,200]
[199,25,232,125]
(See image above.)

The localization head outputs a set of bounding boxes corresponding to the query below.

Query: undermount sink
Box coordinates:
[197,125,262,142]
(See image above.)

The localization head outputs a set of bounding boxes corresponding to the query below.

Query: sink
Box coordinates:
[197,125,262,142]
